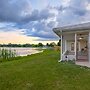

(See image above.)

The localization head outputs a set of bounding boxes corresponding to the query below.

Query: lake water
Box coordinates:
[0,47,43,56]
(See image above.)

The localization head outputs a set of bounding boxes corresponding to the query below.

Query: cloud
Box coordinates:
[0,0,90,40]
[0,0,31,22]
[30,0,48,10]
[19,7,59,39]
[57,0,90,26]
[23,8,56,23]
[21,20,58,39]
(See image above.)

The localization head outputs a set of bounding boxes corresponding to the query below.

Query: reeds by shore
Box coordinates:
[0,48,16,60]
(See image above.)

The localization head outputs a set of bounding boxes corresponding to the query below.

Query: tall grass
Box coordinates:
[0,48,16,60]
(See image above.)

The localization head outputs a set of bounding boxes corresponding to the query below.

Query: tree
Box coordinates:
[57,40,61,46]
[46,43,49,46]
[22,44,31,47]
[38,43,43,47]
[49,42,56,47]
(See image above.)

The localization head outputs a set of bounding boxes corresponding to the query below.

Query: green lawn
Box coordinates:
[0,50,90,90]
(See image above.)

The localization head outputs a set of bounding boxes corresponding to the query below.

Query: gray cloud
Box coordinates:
[0,0,55,23]
[57,0,90,26]
[23,8,55,23]
[0,0,90,40]
[0,0,31,22]
[21,20,58,39]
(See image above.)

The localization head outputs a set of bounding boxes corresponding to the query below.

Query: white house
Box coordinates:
[53,22,90,66]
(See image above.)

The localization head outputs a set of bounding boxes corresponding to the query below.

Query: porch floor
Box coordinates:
[75,61,90,68]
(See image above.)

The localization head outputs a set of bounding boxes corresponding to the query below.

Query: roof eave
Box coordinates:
[53,28,62,37]
[53,27,90,37]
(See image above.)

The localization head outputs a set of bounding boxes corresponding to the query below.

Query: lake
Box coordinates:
[0,47,44,56]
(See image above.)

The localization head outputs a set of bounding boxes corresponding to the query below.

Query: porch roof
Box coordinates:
[53,22,90,36]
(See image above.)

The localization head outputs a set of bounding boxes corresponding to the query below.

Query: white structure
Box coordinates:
[53,22,90,63]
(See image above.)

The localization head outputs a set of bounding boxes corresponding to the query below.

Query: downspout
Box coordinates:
[75,33,77,60]
[88,32,90,62]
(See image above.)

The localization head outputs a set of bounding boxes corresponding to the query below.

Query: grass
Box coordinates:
[0,50,90,90]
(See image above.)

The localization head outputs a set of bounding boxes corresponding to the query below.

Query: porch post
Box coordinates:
[78,42,81,51]
[75,33,77,60]
[88,32,90,62]
[59,34,63,62]
[65,40,67,52]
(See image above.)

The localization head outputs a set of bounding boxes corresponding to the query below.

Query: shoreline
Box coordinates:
[0,47,44,56]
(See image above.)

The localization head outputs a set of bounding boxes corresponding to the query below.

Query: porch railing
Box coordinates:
[77,50,88,60]
[64,50,75,55]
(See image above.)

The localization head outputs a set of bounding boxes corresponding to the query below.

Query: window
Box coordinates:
[71,43,74,51]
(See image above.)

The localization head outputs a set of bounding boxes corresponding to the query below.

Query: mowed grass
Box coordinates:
[0,50,90,90]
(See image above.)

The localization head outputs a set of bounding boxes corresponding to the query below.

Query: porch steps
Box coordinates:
[77,59,88,62]
[77,56,88,59]
[77,55,88,61]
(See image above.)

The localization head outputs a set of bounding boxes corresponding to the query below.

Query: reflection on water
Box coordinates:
[0,47,43,56]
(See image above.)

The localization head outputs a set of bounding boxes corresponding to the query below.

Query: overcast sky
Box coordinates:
[0,0,90,44]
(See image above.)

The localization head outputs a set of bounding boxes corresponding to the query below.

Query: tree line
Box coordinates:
[0,40,61,47]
